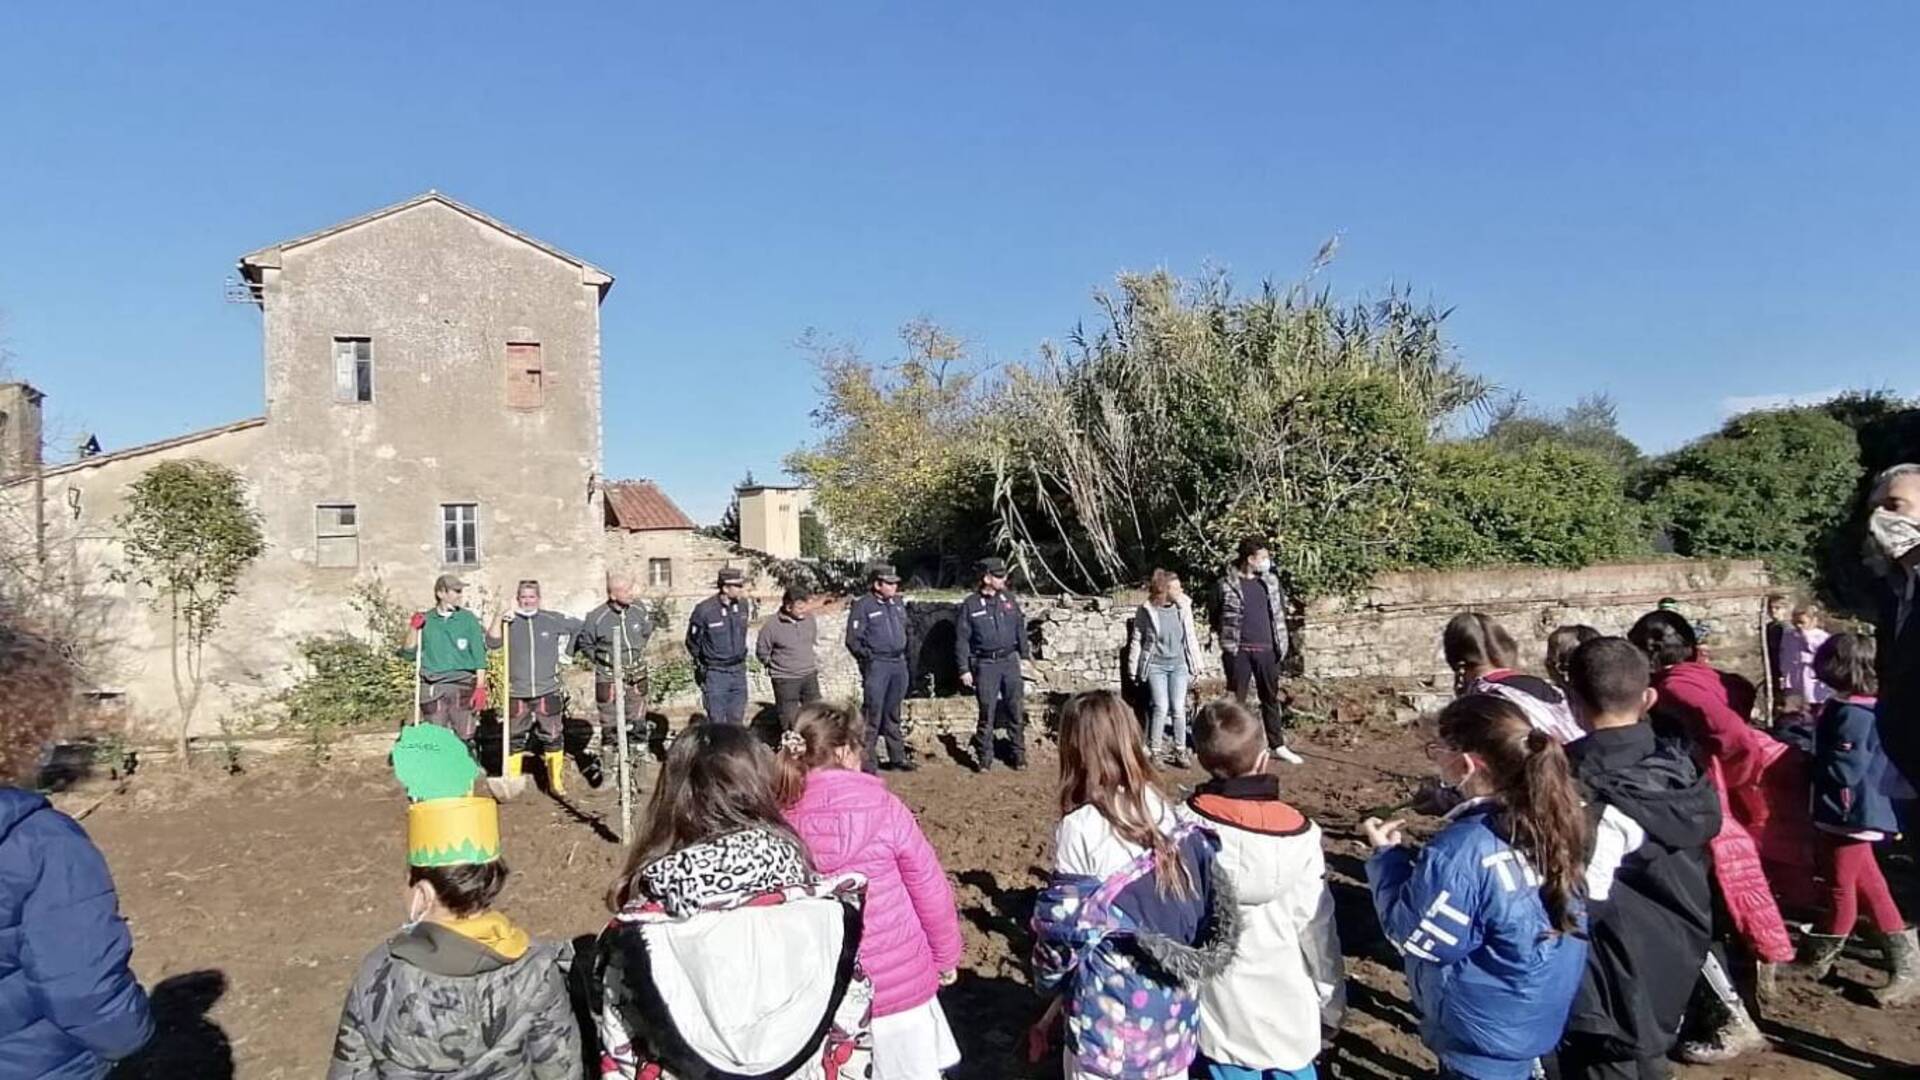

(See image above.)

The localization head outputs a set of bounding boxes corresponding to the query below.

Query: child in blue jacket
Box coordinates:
[1801,632,1918,1006]
[1365,693,1590,1080]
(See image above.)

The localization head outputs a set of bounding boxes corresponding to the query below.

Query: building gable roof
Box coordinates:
[604,480,697,532]
[237,191,613,298]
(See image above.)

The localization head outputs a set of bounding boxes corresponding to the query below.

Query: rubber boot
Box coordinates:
[1793,933,1848,981]
[1676,998,1768,1064]
[543,751,566,795]
[504,750,525,781]
[1875,927,1920,1007]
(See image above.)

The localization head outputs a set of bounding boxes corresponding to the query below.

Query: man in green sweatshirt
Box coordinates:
[402,575,490,745]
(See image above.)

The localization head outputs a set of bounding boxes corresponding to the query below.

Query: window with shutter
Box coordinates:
[334,338,373,403]
[506,342,543,409]
[315,504,360,567]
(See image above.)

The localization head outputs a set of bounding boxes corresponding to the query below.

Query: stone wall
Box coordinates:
[647,561,1774,728]
[1300,559,1774,682]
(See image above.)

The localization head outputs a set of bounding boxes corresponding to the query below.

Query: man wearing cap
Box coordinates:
[576,571,655,784]
[846,563,913,771]
[485,580,586,793]
[687,567,754,724]
[756,583,823,729]
[402,574,490,747]
[955,557,1031,771]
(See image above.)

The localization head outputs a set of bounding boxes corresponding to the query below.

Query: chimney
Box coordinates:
[0,382,45,482]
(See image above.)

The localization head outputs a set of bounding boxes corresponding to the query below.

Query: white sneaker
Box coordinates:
[1272,744,1305,766]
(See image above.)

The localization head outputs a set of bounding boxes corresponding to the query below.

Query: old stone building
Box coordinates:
[602,479,777,615]
[2,192,616,736]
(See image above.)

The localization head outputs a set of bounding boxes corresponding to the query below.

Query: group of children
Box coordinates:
[327,598,1914,1080]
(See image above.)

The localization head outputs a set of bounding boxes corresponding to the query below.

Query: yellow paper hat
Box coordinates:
[392,724,501,868]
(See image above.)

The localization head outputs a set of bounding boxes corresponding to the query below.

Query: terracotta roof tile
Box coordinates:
[604,480,696,532]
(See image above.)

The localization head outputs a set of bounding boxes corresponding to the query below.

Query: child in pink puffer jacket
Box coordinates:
[778,703,965,1080]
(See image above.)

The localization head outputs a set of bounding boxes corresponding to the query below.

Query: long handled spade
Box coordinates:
[410,619,424,726]
[487,613,530,801]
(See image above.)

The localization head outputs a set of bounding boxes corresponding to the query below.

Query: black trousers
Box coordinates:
[771,673,822,729]
[1224,648,1287,747]
[972,657,1027,765]
[1556,1035,1672,1080]
[860,659,909,770]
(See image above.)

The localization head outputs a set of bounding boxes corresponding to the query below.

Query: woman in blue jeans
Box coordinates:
[1129,570,1204,766]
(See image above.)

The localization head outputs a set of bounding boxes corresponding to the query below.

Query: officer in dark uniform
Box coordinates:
[845,562,914,772]
[955,556,1030,771]
[686,567,753,724]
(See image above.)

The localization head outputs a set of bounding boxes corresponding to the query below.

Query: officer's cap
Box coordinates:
[869,563,901,583]
[717,567,748,587]
[975,557,1010,578]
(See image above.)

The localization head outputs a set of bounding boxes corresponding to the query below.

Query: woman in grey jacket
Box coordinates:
[1129,570,1205,765]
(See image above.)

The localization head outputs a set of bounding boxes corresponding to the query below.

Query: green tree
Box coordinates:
[111,459,266,759]
[784,320,994,565]
[1635,408,1861,584]
[798,509,829,559]
[1402,441,1648,569]
[1482,393,1642,475]
[993,269,1488,597]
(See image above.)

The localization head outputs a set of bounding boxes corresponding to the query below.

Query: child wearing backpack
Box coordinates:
[1031,690,1240,1080]
[1444,612,1584,745]
[1365,693,1590,1080]
[777,703,964,1079]
[1803,632,1919,1007]
[593,724,874,1079]
[329,723,580,1079]
[1186,699,1344,1080]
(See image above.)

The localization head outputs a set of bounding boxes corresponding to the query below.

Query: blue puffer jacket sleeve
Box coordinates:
[0,788,153,1078]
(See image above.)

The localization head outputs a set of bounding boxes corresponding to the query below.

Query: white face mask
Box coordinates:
[1249,557,1272,575]
[1870,507,1920,564]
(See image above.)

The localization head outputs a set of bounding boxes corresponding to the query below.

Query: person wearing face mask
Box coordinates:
[484,580,586,794]
[1212,536,1304,765]
[329,723,579,1079]
[1868,463,1920,794]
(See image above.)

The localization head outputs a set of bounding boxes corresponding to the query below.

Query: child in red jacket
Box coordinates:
[777,703,964,1080]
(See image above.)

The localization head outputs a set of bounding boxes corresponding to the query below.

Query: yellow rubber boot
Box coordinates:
[504,751,525,781]
[544,751,566,795]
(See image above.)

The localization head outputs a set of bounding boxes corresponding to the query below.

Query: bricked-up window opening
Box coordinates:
[648,558,672,589]
[505,342,543,409]
[315,504,359,568]
[333,337,373,402]
[441,503,479,566]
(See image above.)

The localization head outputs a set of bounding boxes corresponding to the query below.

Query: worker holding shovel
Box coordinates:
[485,579,585,796]
[575,571,654,787]
[400,574,489,751]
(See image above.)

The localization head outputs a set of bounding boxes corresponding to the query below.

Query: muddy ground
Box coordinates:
[72,715,1920,1079]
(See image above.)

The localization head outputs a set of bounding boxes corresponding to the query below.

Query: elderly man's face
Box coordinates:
[1883,472,1920,519]
[516,585,541,611]
[608,581,633,605]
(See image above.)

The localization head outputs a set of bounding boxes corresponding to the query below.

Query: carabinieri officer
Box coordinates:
[955,556,1030,771]
[845,562,914,772]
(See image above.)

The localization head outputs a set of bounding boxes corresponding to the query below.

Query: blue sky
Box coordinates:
[3,3,1917,522]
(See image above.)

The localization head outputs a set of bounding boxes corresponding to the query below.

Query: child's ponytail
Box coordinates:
[1437,694,1590,934]
[772,703,861,807]
[1512,727,1587,933]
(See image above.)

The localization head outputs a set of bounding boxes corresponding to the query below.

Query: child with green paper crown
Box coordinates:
[328,724,580,1079]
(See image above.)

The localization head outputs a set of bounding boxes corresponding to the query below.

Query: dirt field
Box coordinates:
[72,717,1920,1079]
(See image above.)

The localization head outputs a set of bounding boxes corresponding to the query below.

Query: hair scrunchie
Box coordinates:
[779,729,807,756]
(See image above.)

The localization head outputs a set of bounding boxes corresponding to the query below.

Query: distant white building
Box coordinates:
[737,483,814,560]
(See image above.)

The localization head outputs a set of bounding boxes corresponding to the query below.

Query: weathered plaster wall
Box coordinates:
[252,199,608,658]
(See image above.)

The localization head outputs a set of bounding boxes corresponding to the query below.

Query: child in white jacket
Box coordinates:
[1186,699,1346,1079]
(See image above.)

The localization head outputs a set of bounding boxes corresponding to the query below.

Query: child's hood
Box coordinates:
[1185,774,1319,906]
[389,911,532,977]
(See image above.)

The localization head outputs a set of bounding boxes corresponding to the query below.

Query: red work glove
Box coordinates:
[470,683,488,711]
[410,612,427,631]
